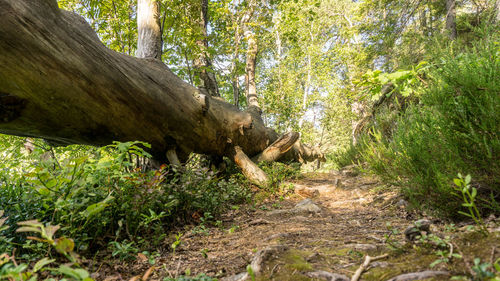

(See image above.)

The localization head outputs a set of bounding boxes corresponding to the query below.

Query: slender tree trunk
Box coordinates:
[244,27,260,111]
[136,0,162,59]
[299,54,312,128]
[445,0,457,40]
[241,0,260,113]
[192,0,220,97]
[496,0,500,23]
[231,24,241,108]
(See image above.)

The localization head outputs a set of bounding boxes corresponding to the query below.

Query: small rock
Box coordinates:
[264,232,291,241]
[332,178,343,189]
[248,218,270,226]
[330,170,340,176]
[396,199,408,208]
[404,219,432,241]
[293,199,322,214]
[387,270,449,281]
[305,271,350,281]
[250,245,288,274]
[294,216,310,222]
[220,272,248,281]
[340,165,359,177]
[295,187,320,198]
[347,243,377,251]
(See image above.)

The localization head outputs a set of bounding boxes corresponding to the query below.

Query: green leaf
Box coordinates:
[44,225,61,240]
[430,259,443,268]
[471,188,477,199]
[33,257,55,272]
[81,195,114,220]
[453,178,461,187]
[0,217,7,229]
[17,220,43,227]
[16,226,42,234]
[55,237,75,254]
[45,179,58,189]
[465,174,471,185]
[55,265,92,280]
[493,258,500,271]
[458,211,472,217]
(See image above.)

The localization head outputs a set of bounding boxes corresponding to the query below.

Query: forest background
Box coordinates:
[0,0,499,279]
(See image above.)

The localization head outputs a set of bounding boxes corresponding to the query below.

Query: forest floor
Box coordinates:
[94,169,500,281]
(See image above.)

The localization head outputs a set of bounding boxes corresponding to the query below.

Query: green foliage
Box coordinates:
[259,162,301,192]
[355,61,429,101]
[108,240,138,261]
[0,219,93,281]
[171,232,183,256]
[334,33,500,218]
[453,174,488,235]
[471,258,500,281]
[0,137,252,258]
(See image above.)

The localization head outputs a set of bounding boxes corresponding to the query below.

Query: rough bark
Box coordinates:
[136,0,162,59]
[230,145,269,187]
[242,0,260,112]
[231,22,241,108]
[252,132,299,163]
[0,0,257,159]
[244,29,259,111]
[0,0,322,186]
[445,0,457,39]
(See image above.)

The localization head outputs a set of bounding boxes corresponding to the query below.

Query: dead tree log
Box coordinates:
[0,0,320,186]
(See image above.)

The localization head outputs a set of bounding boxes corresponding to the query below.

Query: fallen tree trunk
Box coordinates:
[0,0,321,185]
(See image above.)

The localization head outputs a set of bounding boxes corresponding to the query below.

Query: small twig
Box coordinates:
[342,262,356,268]
[174,260,181,278]
[368,235,384,243]
[270,263,281,278]
[490,246,496,265]
[351,253,389,281]
[448,242,454,259]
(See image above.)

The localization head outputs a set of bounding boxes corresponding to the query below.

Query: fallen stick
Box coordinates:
[351,253,389,281]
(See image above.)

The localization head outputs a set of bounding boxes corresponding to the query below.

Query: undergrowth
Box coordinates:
[331,32,500,218]
[0,137,256,256]
[0,135,300,279]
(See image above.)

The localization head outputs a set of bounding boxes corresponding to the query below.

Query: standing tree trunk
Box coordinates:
[244,28,260,111]
[445,0,457,39]
[241,0,260,113]
[192,0,220,97]
[496,0,500,23]
[136,0,162,59]
[230,20,241,108]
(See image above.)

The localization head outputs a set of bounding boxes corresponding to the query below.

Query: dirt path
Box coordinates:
[99,171,500,281]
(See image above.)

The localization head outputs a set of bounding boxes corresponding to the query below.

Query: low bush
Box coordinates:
[333,35,500,218]
[0,138,253,257]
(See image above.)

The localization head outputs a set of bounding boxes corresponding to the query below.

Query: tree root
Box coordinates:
[386,270,450,281]
[351,253,389,281]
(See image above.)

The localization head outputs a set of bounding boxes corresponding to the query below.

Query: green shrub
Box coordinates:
[357,36,500,217]
[0,138,252,257]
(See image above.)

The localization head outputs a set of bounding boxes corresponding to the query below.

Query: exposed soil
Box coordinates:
[92,170,500,281]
